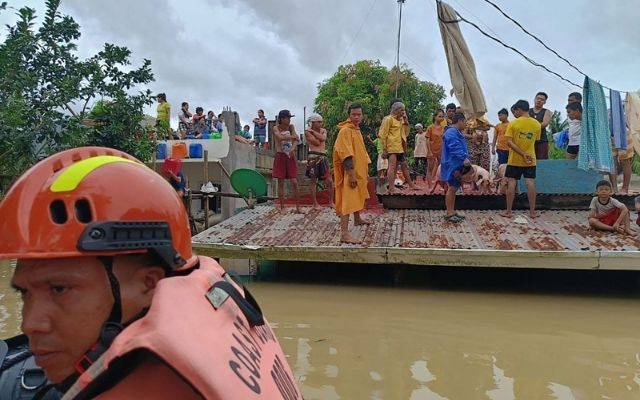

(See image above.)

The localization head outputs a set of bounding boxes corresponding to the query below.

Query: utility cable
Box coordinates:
[339,0,380,65]
[437,2,582,88]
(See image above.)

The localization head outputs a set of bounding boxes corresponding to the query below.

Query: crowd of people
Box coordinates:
[156,91,638,238]
[155,93,257,144]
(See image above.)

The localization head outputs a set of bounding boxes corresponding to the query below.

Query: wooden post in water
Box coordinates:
[203,149,210,230]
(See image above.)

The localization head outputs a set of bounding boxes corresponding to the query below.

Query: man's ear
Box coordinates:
[140,267,165,295]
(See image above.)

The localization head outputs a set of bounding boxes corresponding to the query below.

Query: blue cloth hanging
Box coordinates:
[609,89,627,149]
[578,77,613,173]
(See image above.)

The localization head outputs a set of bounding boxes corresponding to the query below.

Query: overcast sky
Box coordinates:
[2,0,639,132]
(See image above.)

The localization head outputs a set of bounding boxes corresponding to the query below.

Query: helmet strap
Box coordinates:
[98,257,122,324]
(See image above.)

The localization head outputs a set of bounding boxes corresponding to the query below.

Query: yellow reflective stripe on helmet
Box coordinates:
[50,156,139,193]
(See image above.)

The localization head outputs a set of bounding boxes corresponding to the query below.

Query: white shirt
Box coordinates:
[568,119,581,146]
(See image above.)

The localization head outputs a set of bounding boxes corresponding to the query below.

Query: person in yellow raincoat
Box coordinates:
[380,101,418,193]
[333,103,372,244]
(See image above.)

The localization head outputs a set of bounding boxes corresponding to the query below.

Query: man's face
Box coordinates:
[393,107,406,119]
[446,108,455,119]
[311,121,323,130]
[280,116,290,125]
[534,95,547,108]
[498,113,508,122]
[568,95,579,104]
[12,257,113,383]
[196,110,203,116]
[349,108,363,126]
[258,111,264,118]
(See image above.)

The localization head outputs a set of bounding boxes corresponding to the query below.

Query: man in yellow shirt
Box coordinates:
[156,93,171,139]
[380,101,418,194]
[500,100,541,219]
[333,103,372,244]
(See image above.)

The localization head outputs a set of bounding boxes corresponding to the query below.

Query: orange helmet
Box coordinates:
[0,147,196,271]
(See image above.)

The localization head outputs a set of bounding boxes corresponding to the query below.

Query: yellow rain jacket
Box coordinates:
[380,115,409,154]
[333,119,371,216]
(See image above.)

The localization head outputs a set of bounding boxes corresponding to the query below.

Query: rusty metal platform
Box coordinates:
[191,205,640,270]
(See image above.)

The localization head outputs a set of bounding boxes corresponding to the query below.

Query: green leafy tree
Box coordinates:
[0,0,154,186]
[547,110,569,160]
[314,60,445,175]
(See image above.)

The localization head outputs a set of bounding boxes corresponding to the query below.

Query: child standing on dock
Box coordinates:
[491,108,510,166]
[588,180,634,235]
[499,100,541,219]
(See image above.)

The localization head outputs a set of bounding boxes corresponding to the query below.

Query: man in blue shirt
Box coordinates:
[441,112,470,223]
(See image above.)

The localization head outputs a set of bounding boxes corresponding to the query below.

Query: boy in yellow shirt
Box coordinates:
[491,108,510,165]
[499,100,541,219]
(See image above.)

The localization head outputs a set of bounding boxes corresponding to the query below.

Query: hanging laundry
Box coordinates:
[609,89,627,149]
[578,77,613,173]
[436,1,487,119]
[625,91,640,155]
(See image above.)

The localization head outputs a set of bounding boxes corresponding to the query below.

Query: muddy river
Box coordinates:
[1,260,639,399]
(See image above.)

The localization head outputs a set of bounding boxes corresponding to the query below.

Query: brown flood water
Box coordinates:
[2,260,640,399]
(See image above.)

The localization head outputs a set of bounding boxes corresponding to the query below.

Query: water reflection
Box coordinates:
[1,260,640,399]
[250,263,640,400]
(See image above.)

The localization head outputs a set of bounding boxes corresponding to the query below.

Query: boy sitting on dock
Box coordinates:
[588,180,634,235]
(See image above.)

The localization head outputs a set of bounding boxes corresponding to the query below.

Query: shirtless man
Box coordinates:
[305,113,334,208]
[273,109,301,212]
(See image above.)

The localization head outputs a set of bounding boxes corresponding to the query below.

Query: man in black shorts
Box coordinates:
[500,100,542,219]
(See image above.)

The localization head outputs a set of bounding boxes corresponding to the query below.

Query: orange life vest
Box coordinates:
[63,256,302,400]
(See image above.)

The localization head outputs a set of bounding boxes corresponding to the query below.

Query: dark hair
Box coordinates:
[452,112,465,124]
[568,92,582,102]
[635,195,640,204]
[432,108,444,123]
[157,93,166,101]
[258,109,264,113]
[512,100,530,112]
[195,106,203,113]
[460,164,472,175]
[446,103,457,111]
[348,102,363,114]
[535,92,548,100]
[498,108,508,115]
[181,102,188,108]
[596,180,612,189]
[243,125,250,129]
[566,102,583,113]
[207,110,214,115]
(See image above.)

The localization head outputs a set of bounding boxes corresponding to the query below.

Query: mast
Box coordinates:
[394,0,406,97]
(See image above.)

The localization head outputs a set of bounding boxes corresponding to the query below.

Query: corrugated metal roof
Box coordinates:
[192,206,640,256]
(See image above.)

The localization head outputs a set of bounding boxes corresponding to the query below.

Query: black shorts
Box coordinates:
[567,145,579,155]
[389,153,405,162]
[505,165,536,180]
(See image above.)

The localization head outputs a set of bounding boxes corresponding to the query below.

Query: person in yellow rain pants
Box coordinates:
[333,103,372,244]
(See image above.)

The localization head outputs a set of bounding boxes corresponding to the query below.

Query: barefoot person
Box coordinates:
[380,101,418,194]
[305,113,334,208]
[273,109,301,212]
[500,100,541,219]
[333,103,372,244]
[588,180,634,235]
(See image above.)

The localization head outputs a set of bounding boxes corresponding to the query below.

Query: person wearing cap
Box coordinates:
[0,147,301,399]
[273,109,301,213]
[380,101,418,194]
[305,113,334,209]
[413,123,429,182]
[333,103,372,244]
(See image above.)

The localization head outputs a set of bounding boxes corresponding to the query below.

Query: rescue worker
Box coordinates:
[0,147,302,399]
